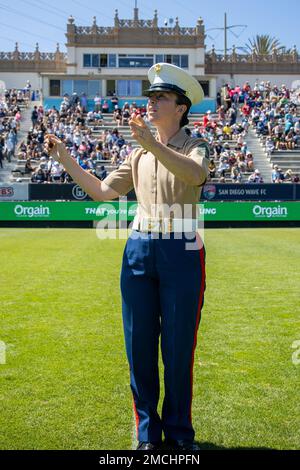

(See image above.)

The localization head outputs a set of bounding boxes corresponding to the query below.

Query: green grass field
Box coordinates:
[0,227,299,450]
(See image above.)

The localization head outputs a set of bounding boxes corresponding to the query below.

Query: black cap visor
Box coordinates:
[143,83,191,102]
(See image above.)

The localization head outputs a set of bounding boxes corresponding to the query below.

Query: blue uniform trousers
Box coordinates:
[120,230,206,443]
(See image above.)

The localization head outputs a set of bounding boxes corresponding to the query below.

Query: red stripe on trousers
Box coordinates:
[189,233,206,423]
[132,398,140,441]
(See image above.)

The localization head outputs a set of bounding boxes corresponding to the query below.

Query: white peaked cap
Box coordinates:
[144,63,204,105]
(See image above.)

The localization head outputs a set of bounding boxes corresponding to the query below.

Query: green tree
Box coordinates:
[245,35,284,54]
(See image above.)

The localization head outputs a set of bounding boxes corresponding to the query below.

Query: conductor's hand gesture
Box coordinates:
[44,134,65,163]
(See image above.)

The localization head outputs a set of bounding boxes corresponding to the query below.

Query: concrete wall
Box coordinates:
[67,46,205,77]
[0,72,41,90]
[43,97,216,113]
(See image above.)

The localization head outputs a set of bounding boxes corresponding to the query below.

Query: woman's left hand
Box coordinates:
[129,114,157,151]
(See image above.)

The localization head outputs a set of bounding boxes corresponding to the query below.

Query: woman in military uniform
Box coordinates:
[46,63,209,452]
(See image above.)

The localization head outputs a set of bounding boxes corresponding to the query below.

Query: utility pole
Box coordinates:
[206,13,247,58]
[224,12,227,58]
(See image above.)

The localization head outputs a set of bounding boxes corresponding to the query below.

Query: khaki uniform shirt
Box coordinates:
[103,128,210,220]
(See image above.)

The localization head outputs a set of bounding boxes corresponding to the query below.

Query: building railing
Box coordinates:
[205,46,300,74]
[65,11,205,46]
[0,43,67,72]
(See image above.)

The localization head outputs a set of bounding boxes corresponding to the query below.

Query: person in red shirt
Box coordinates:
[203,110,212,128]
[241,101,250,117]
[242,81,251,93]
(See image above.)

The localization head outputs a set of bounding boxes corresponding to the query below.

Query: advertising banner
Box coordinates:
[201,183,296,201]
[29,183,137,201]
[0,184,29,201]
[0,201,299,222]
[29,183,299,202]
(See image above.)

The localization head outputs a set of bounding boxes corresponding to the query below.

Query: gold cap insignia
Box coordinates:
[154,64,162,74]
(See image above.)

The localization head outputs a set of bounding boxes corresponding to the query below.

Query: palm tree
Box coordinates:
[245,35,284,55]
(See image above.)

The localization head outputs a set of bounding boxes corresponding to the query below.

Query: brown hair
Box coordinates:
[175,95,191,128]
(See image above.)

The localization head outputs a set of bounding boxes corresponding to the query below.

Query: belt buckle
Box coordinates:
[147,218,155,232]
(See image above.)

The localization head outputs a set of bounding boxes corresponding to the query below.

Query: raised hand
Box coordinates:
[44,134,65,163]
[128,114,156,152]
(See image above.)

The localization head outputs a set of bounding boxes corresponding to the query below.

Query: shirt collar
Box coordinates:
[154,128,189,149]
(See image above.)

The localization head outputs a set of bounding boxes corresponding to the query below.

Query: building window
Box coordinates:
[199,81,210,97]
[117,80,142,96]
[108,54,117,67]
[49,79,61,96]
[73,80,88,95]
[100,54,108,67]
[88,80,102,97]
[180,55,189,68]
[82,53,188,69]
[154,54,188,68]
[51,80,102,97]
[142,80,150,94]
[92,54,99,67]
[83,53,116,68]
[172,55,180,66]
[83,54,91,67]
[155,54,164,63]
[118,54,154,68]
[107,80,116,95]
[62,80,73,96]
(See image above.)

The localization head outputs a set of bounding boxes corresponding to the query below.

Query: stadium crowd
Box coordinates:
[2,80,300,184]
[221,80,300,183]
[15,92,143,183]
[191,103,261,183]
[0,88,28,169]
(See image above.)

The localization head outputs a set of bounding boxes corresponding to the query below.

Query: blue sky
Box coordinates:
[0,0,299,53]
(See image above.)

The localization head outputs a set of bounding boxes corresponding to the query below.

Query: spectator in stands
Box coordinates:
[284,169,293,181]
[94,93,102,112]
[24,158,34,175]
[110,93,119,108]
[217,104,225,121]
[31,106,39,128]
[218,156,230,177]
[31,168,47,183]
[265,137,275,156]
[246,152,254,171]
[25,80,32,98]
[122,103,131,125]
[223,84,232,110]
[0,138,4,168]
[80,93,88,113]
[113,106,122,127]
[285,130,295,150]
[203,110,212,128]
[208,159,216,179]
[97,165,107,180]
[50,161,63,182]
[5,135,14,162]
[223,122,232,140]
[227,106,237,126]
[248,169,264,183]
[231,165,242,183]
[277,168,285,182]
[272,165,280,183]
[102,100,109,113]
